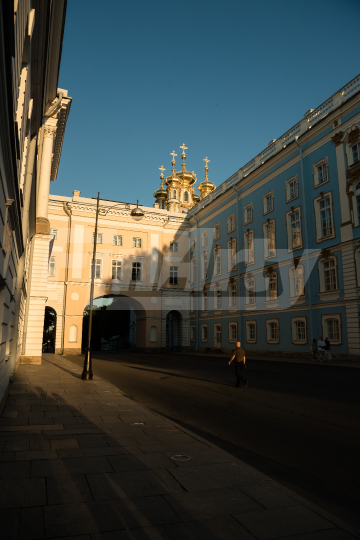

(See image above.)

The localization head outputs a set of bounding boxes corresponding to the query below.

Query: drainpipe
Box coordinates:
[295,136,313,338]
[9,135,37,381]
[231,186,242,342]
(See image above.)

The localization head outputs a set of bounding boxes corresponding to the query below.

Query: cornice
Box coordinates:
[51,96,72,181]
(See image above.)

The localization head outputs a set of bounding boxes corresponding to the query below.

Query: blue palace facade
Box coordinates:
[187,74,360,358]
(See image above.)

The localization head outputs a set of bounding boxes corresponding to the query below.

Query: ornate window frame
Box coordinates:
[263,191,274,215]
[317,252,339,301]
[291,316,307,345]
[266,318,280,344]
[285,206,303,252]
[313,190,335,243]
[229,322,238,343]
[321,313,342,346]
[244,203,253,225]
[285,176,299,203]
[313,157,329,188]
[245,320,257,343]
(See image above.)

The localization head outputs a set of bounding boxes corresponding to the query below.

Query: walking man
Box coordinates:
[229,341,248,388]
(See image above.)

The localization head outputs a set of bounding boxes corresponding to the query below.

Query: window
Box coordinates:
[314,192,335,242]
[90,258,102,279]
[191,238,196,253]
[352,143,360,164]
[150,326,157,343]
[291,317,307,344]
[50,228,58,240]
[263,220,276,259]
[133,237,142,248]
[215,287,222,310]
[201,325,208,342]
[324,259,337,291]
[214,246,221,276]
[191,293,196,312]
[131,261,142,281]
[320,198,332,238]
[111,260,122,280]
[170,241,179,252]
[170,266,178,285]
[173,190,177,199]
[245,276,256,305]
[184,191,189,202]
[265,271,278,301]
[48,256,55,276]
[263,192,274,214]
[289,264,305,297]
[229,322,237,342]
[201,252,208,280]
[202,289,208,311]
[113,235,123,246]
[191,257,197,283]
[229,282,237,308]
[286,177,298,203]
[286,207,302,251]
[246,321,257,343]
[69,325,78,343]
[227,214,235,233]
[313,158,329,188]
[352,181,360,227]
[92,233,103,244]
[244,229,254,265]
[244,204,253,225]
[321,314,341,345]
[266,319,279,343]
[318,256,339,299]
[190,326,196,341]
[227,238,237,271]
[214,223,220,240]
[201,230,208,247]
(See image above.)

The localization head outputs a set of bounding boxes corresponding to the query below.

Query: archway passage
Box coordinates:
[82,296,140,352]
[43,307,56,353]
[166,310,181,351]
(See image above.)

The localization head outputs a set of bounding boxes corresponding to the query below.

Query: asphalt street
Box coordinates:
[65,352,360,530]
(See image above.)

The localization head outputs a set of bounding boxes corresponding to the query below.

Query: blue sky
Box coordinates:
[55,0,360,208]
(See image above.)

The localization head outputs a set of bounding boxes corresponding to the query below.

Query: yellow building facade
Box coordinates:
[45,192,191,354]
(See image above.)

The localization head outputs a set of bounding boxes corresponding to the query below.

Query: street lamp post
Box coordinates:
[81,195,144,381]
[81,192,100,380]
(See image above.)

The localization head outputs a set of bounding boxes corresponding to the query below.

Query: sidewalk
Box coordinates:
[174,351,360,369]
[0,355,358,540]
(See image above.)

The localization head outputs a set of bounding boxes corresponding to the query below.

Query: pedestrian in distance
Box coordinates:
[318,336,326,362]
[229,341,248,388]
[324,337,331,362]
[310,338,318,361]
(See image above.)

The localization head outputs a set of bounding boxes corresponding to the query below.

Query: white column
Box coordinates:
[36,120,57,232]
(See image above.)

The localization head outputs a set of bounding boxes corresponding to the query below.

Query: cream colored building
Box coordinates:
[42,192,191,354]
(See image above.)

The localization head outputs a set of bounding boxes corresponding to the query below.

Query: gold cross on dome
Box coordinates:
[159,165,166,174]
[180,144,188,153]
[203,157,210,166]
[170,151,177,159]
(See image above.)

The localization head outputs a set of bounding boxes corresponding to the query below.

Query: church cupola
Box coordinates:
[198,157,215,200]
[153,165,168,209]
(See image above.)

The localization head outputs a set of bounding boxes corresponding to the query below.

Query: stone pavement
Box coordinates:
[0,355,358,540]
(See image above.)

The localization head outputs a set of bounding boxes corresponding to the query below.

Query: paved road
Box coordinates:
[66,352,360,529]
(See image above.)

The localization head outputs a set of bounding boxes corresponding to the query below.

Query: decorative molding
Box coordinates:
[331,131,343,146]
[43,125,57,139]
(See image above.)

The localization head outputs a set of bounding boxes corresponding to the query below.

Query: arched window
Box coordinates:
[150,326,157,343]
[173,190,177,199]
[184,191,188,202]
[69,325,78,343]
[229,282,237,307]
[202,290,208,311]
[215,287,222,310]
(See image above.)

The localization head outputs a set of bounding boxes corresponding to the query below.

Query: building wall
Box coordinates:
[188,75,360,359]
[44,194,191,353]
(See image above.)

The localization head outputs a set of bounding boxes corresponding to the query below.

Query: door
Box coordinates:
[214,324,222,349]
